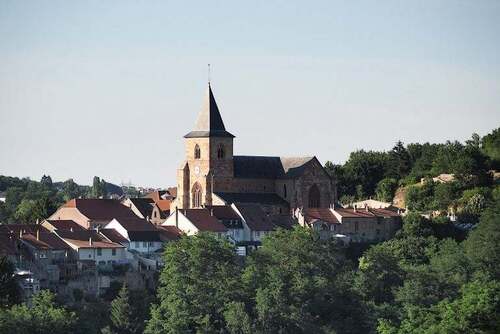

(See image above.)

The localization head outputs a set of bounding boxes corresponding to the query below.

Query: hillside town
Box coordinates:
[1,85,406,301]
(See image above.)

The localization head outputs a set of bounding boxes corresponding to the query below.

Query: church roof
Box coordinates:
[233,156,315,179]
[214,192,289,207]
[184,84,235,138]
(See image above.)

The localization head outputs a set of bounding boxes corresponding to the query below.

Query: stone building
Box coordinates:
[173,84,336,214]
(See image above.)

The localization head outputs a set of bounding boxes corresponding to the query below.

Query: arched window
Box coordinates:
[308,184,321,208]
[217,144,225,159]
[283,184,287,198]
[194,144,201,159]
[192,183,203,208]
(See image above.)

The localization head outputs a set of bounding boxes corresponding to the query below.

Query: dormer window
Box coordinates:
[217,144,225,159]
[194,144,201,159]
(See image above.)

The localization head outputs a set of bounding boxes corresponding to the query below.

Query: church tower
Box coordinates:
[176,84,235,209]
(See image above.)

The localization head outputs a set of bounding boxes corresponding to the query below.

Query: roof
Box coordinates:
[0,224,48,235]
[235,203,275,231]
[45,220,85,231]
[21,233,70,250]
[166,187,177,199]
[156,225,183,241]
[110,218,157,232]
[268,214,297,229]
[205,205,241,220]
[128,198,156,218]
[232,156,315,179]
[215,192,289,207]
[0,233,19,256]
[334,207,401,219]
[181,209,228,232]
[184,84,235,138]
[156,200,171,212]
[144,190,168,202]
[143,191,171,213]
[63,199,138,221]
[100,228,129,244]
[304,208,340,225]
[56,230,124,249]
[127,231,161,242]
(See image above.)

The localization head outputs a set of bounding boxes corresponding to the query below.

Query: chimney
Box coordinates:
[36,218,40,225]
[353,205,357,213]
[36,229,40,241]
[89,237,93,246]
[210,208,213,216]
[19,230,22,238]
[146,215,150,222]
[175,208,179,228]
[365,204,369,212]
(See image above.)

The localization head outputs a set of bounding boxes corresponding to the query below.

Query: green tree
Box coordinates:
[90,176,108,199]
[0,256,21,308]
[481,127,500,168]
[145,233,242,334]
[386,141,411,180]
[0,290,77,334]
[102,283,137,334]
[223,302,253,334]
[375,178,398,202]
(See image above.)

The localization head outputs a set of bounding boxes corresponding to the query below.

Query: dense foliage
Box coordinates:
[0,175,125,224]
[325,128,499,212]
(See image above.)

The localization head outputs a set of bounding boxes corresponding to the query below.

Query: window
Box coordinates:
[192,182,203,208]
[217,144,225,159]
[376,229,381,235]
[135,241,139,248]
[283,184,287,198]
[112,248,116,256]
[97,248,102,256]
[255,231,260,238]
[194,144,201,159]
[148,242,153,247]
[308,184,321,208]
[143,242,147,248]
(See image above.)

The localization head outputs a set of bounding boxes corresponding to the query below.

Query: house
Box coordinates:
[48,199,139,229]
[297,206,402,242]
[163,208,228,237]
[232,203,276,245]
[144,190,172,217]
[205,205,245,242]
[104,218,163,254]
[54,229,126,269]
[351,199,394,209]
[121,198,166,225]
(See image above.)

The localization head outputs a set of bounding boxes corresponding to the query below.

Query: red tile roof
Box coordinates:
[156,225,183,241]
[0,224,48,235]
[182,209,227,232]
[304,208,340,225]
[100,228,129,244]
[21,233,70,250]
[45,220,85,231]
[56,230,124,249]
[63,199,138,220]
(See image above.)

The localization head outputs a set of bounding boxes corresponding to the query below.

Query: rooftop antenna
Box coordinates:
[208,63,211,85]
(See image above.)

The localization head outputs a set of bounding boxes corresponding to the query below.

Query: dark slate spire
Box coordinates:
[184,84,235,138]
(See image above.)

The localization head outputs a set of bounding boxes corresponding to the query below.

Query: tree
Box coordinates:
[145,233,243,333]
[481,127,500,168]
[375,178,398,202]
[223,302,253,334]
[102,283,137,334]
[0,256,21,308]
[243,227,370,334]
[90,176,107,199]
[40,175,53,188]
[0,290,77,334]
[386,141,411,180]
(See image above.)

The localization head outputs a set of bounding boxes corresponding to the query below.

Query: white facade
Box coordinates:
[105,218,163,253]
[163,211,228,238]
[76,247,126,264]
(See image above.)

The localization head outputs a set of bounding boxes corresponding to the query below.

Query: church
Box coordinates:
[172,84,337,215]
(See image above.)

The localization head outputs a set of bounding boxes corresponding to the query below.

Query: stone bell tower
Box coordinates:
[175,84,235,209]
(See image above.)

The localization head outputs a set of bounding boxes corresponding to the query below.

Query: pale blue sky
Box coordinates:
[1,1,499,187]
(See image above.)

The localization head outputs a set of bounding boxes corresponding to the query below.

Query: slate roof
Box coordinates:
[128,231,161,242]
[182,209,228,232]
[184,85,235,138]
[232,156,315,179]
[63,199,138,221]
[269,214,298,229]
[214,192,289,207]
[110,218,158,232]
[128,198,156,218]
[235,203,275,231]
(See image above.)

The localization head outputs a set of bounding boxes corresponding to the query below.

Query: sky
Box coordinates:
[1,1,499,188]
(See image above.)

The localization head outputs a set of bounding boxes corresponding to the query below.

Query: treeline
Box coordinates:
[325,128,500,215]
[0,175,128,224]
